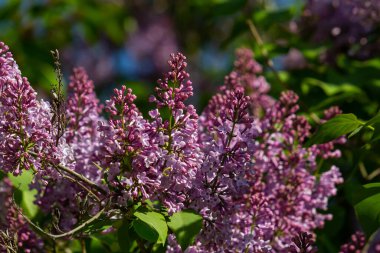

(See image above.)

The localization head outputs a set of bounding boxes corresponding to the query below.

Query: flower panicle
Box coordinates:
[150,52,193,110]
[0,42,345,253]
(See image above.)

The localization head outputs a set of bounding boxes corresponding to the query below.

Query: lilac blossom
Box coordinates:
[339,231,366,253]
[0,42,345,252]
[97,84,148,204]
[134,53,202,213]
[36,68,104,230]
[97,53,202,213]
[0,42,54,175]
[0,179,43,253]
[223,48,274,117]
[167,49,344,252]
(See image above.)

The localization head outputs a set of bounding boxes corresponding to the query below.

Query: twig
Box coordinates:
[50,49,67,146]
[359,162,380,180]
[14,198,110,240]
[246,19,288,89]
[368,169,380,180]
[55,163,106,194]
[61,174,101,202]
[136,238,148,253]
[359,162,368,179]
[28,151,107,195]
[0,230,18,253]
[81,239,87,253]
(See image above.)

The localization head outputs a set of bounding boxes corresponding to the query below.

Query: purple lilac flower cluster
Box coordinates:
[339,230,380,253]
[300,0,380,62]
[170,49,343,253]
[0,42,54,176]
[0,179,43,253]
[0,42,343,252]
[339,231,366,253]
[35,67,104,230]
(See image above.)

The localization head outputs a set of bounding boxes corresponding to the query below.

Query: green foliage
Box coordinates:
[309,111,380,146]
[8,170,34,191]
[370,123,380,142]
[113,207,203,251]
[133,207,168,245]
[307,114,363,145]
[355,184,380,237]
[118,220,138,251]
[167,210,203,251]
[8,170,39,219]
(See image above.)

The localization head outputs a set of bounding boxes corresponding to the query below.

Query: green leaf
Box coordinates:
[301,78,363,96]
[133,208,168,245]
[83,214,114,234]
[365,112,380,127]
[371,122,380,142]
[352,183,380,205]
[309,93,365,112]
[118,220,138,251]
[167,210,203,250]
[354,183,380,236]
[88,237,111,253]
[94,232,121,252]
[133,219,159,243]
[8,170,34,191]
[348,125,363,138]
[21,189,38,218]
[307,114,362,146]
[211,0,247,17]
[8,170,39,218]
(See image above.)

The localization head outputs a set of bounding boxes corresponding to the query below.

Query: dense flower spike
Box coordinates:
[0,42,53,175]
[191,85,267,251]
[135,52,202,212]
[97,53,202,213]
[100,85,144,165]
[250,92,342,252]
[0,43,344,252]
[65,67,102,143]
[171,49,343,252]
[97,85,147,205]
[149,52,193,110]
[65,67,103,180]
[223,48,274,116]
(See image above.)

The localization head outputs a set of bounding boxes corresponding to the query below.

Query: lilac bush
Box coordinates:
[301,0,380,62]
[0,42,344,252]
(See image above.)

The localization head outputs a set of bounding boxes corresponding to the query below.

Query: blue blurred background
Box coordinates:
[0,0,303,110]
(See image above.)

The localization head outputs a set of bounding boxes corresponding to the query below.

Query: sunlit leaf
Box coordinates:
[8,170,39,218]
[307,114,363,145]
[167,210,203,250]
[133,208,168,245]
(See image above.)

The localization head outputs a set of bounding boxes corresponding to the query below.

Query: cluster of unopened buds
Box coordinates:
[0,41,345,252]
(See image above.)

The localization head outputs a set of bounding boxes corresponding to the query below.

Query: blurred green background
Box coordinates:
[2,0,380,251]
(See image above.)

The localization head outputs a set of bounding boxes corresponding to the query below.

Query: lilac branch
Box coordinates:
[27,151,107,195]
